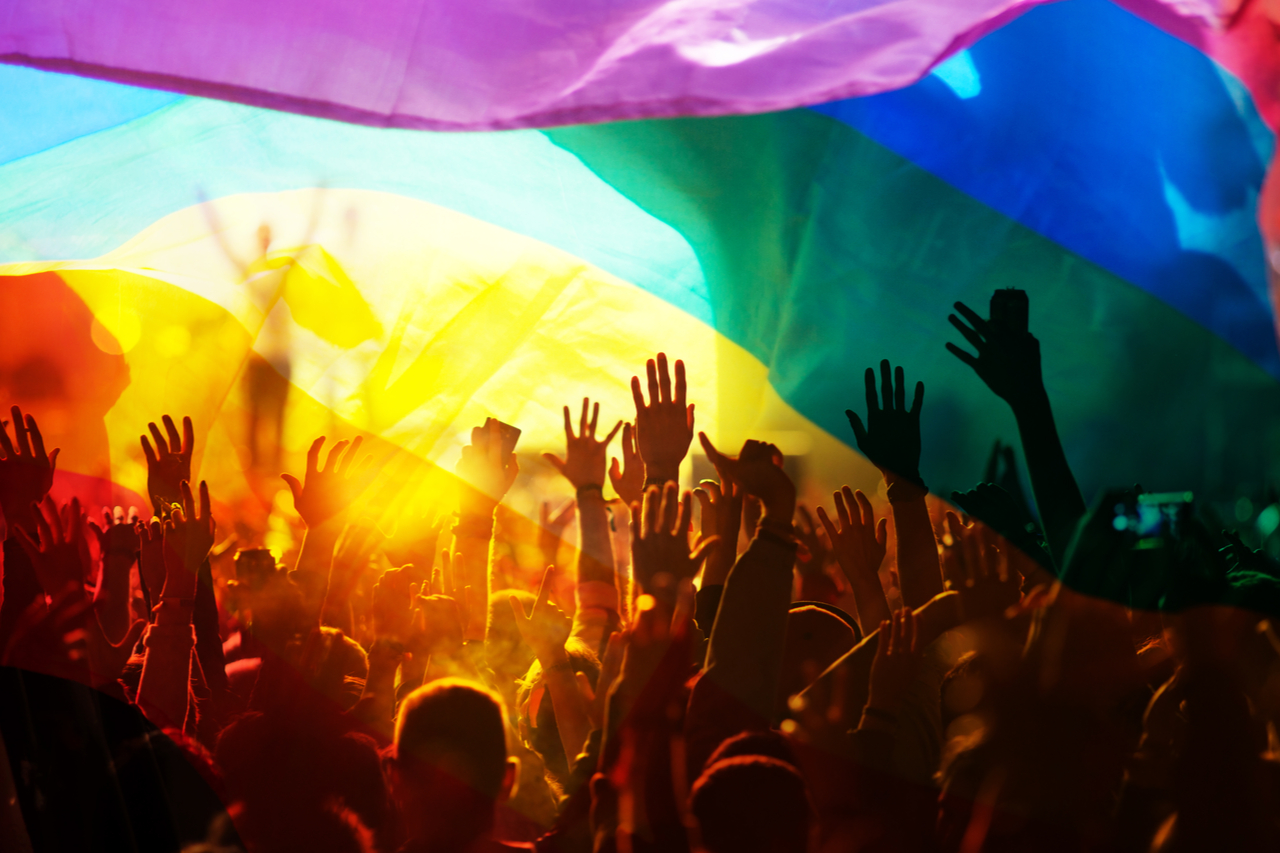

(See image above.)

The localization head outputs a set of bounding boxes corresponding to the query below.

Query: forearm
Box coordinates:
[453,513,495,642]
[192,559,228,698]
[1012,389,1085,564]
[886,481,944,608]
[844,566,892,636]
[136,602,195,728]
[544,660,595,766]
[575,490,616,587]
[0,538,44,651]
[702,532,796,722]
[93,554,135,643]
[295,520,341,623]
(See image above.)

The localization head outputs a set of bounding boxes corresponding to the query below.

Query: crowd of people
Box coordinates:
[1,292,1280,852]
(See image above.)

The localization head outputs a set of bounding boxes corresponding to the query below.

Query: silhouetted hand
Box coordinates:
[136,517,166,605]
[371,565,414,643]
[698,434,796,522]
[0,407,59,533]
[865,608,922,715]
[88,505,141,557]
[943,512,1020,623]
[1221,531,1280,580]
[816,487,891,630]
[846,360,925,487]
[544,398,623,490]
[424,549,471,647]
[630,482,716,604]
[15,496,91,597]
[161,480,215,601]
[456,419,519,516]
[511,566,574,666]
[693,472,743,587]
[946,301,1044,406]
[794,505,833,575]
[609,422,644,506]
[140,414,194,513]
[630,353,694,485]
[282,435,375,528]
[951,482,1053,574]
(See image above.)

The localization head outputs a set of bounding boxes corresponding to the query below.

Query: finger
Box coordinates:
[12,407,30,456]
[657,352,672,403]
[948,314,985,350]
[590,402,601,437]
[322,439,350,473]
[876,517,888,547]
[602,419,622,447]
[674,359,687,406]
[910,381,925,417]
[622,422,635,457]
[630,376,646,414]
[677,489,693,539]
[906,609,918,653]
[863,367,878,415]
[339,435,364,476]
[180,480,195,520]
[953,301,991,335]
[509,594,531,624]
[199,481,211,524]
[281,473,303,503]
[689,535,720,567]
[181,416,195,460]
[698,432,727,470]
[26,415,47,461]
[580,398,590,437]
[645,359,659,407]
[535,565,556,611]
[815,505,838,541]
[609,458,622,488]
[540,448,565,473]
[162,415,182,455]
[305,436,325,476]
[661,482,680,535]
[880,360,893,411]
[148,422,170,457]
[846,411,868,447]
[894,365,906,411]
[694,488,712,521]
[642,486,660,538]
[945,342,980,370]
[34,500,54,548]
[0,419,14,458]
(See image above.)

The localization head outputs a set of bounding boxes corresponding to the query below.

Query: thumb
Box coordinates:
[609,457,621,483]
[509,594,530,624]
[48,448,60,473]
[876,517,888,546]
[281,473,303,502]
[542,453,567,476]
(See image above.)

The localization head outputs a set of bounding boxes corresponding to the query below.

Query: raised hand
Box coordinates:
[950,482,1054,576]
[947,300,1044,405]
[456,418,519,516]
[697,434,796,523]
[693,472,743,588]
[510,566,573,666]
[371,564,414,643]
[544,398,623,490]
[630,482,717,604]
[630,353,694,486]
[89,505,141,558]
[140,414,195,513]
[942,512,1020,623]
[865,607,923,717]
[816,487,891,631]
[281,435,375,528]
[0,406,59,533]
[136,517,166,607]
[425,549,472,645]
[14,496,91,597]
[845,360,925,487]
[608,422,644,506]
[161,480,215,601]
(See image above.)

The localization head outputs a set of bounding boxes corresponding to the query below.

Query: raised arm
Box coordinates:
[140,414,194,517]
[947,297,1085,564]
[631,352,694,488]
[817,487,892,634]
[543,398,624,647]
[0,408,59,649]
[87,505,141,643]
[452,418,518,642]
[846,360,944,608]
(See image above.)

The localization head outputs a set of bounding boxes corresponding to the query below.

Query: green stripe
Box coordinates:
[546,109,1280,503]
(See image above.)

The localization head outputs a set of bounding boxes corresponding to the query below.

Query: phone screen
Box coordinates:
[1111,492,1193,549]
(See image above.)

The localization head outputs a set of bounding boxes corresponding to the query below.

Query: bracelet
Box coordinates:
[575,483,604,498]
[861,705,898,725]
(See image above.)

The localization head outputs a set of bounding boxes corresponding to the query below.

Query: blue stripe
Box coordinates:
[810,0,1279,379]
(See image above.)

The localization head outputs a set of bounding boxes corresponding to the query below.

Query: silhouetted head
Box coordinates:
[706,729,799,770]
[691,755,812,853]
[779,604,858,715]
[390,679,517,849]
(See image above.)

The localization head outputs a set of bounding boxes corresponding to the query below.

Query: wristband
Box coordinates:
[575,483,604,498]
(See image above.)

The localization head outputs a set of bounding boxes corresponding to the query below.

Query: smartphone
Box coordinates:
[1111,492,1194,550]
[234,548,276,586]
[990,288,1029,335]
[493,419,522,457]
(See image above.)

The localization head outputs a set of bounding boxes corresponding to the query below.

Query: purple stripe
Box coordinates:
[1,0,1057,130]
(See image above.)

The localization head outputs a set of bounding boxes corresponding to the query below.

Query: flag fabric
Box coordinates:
[0,0,1276,533]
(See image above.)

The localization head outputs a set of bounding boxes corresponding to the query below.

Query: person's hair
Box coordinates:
[691,755,811,853]
[394,679,509,799]
[706,730,798,770]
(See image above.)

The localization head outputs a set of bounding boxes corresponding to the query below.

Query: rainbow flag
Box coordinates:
[1,0,1278,532]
